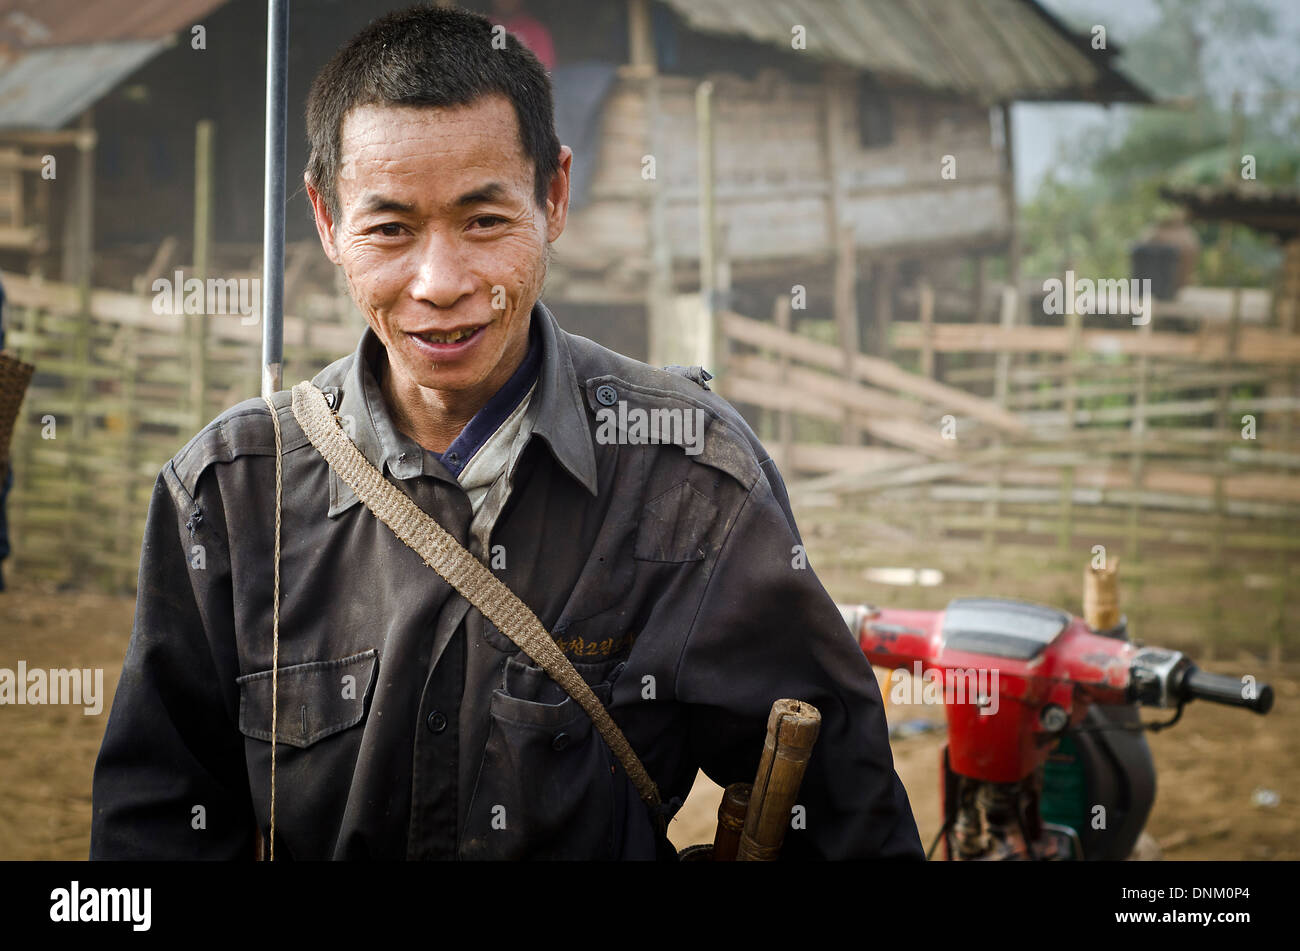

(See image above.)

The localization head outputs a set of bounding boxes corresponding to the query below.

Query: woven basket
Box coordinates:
[0,350,35,481]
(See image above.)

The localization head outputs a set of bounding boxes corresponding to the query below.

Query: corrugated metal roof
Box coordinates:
[655,0,1148,103]
[0,40,164,129]
[0,0,230,49]
[0,0,1145,132]
[1160,184,1300,239]
[0,0,231,130]
[1162,183,1300,205]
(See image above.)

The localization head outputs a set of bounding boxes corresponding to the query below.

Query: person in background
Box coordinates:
[489,0,555,72]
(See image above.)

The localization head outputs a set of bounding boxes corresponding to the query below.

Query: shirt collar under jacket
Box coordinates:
[427,322,542,479]
[322,298,599,517]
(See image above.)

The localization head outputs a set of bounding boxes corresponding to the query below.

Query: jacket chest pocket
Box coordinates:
[459,653,657,860]
[235,649,378,748]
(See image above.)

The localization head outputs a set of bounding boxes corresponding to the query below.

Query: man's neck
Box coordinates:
[379,367,470,455]
[377,337,530,455]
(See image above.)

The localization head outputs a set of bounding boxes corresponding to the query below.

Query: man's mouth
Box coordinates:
[405,323,490,361]
[414,326,481,344]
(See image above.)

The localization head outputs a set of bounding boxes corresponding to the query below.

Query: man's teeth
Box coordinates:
[417,327,477,344]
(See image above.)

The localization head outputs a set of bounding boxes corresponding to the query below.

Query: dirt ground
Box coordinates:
[1,578,1296,860]
[667,664,1300,860]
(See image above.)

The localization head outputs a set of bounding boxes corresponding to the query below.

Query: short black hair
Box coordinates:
[305,4,560,223]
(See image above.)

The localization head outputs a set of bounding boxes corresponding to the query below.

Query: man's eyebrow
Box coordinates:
[450,182,510,208]
[358,193,417,215]
[356,183,511,216]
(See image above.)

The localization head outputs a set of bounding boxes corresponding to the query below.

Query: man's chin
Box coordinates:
[402,368,484,394]
[422,378,481,395]
[388,343,485,387]
[377,347,474,394]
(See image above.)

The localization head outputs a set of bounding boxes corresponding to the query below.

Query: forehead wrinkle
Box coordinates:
[337,102,533,216]
[341,100,518,161]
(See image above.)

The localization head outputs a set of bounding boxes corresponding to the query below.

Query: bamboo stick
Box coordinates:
[737,699,821,862]
[711,783,751,862]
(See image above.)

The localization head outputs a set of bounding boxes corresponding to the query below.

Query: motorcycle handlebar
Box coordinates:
[1175,666,1274,714]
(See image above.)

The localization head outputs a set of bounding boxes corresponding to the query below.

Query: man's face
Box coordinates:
[307,95,570,401]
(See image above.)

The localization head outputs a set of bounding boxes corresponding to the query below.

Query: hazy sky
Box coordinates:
[1013,0,1300,199]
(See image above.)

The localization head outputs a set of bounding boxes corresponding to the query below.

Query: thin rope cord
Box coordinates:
[262,393,283,860]
[290,381,662,810]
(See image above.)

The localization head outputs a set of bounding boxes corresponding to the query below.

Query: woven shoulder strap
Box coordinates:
[289,381,662,811]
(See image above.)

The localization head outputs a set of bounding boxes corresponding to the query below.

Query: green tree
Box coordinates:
[1024,0,1297,288]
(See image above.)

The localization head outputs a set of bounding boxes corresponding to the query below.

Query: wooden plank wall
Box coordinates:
[555,72,1008,281]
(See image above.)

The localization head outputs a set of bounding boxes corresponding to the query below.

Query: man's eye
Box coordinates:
[373,223,404,237]
[472,216,506,229]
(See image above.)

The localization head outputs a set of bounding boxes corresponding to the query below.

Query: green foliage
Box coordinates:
[1024,0,1297,289]
[1166,141,1300,187]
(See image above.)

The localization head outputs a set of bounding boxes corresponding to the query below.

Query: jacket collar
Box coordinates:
[316,298,598,518]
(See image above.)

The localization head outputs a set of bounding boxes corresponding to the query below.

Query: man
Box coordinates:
[91,5,922,860]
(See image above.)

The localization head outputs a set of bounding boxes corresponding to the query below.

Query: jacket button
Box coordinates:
[551,731,570,751]
[595,384,618,406]
[427,710,448,734]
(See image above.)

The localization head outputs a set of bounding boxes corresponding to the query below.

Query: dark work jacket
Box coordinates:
[89,299,923,861]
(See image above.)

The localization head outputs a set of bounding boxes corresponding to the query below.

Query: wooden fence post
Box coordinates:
[982,285,1018,590]
[1126,309,1153,639]
[118,323,140,591]
[918,278,934,381]
[191,119,214,432]
[1059,295,1082,563]
[65,109,95,586]
[775,294,793,472]
[835,224,859,444]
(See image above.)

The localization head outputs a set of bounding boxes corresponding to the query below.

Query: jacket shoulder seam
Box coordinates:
[171,398,310,497]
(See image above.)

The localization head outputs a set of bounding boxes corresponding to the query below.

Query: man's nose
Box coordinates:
[408,231,477,307]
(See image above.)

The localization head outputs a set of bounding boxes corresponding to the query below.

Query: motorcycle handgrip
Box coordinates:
[1177,666,1273,714]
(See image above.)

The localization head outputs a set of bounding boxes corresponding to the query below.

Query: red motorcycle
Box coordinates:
[838,593,1274,860]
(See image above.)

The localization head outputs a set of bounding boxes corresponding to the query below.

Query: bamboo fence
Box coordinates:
[0,268,362,590]
[717,286,1300,661]
[2,264,1296,659]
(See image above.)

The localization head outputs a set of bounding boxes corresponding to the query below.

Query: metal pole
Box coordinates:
[695,80,719,387]
[261,0,288,398]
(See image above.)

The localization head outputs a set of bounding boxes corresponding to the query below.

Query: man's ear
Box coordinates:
[305,175,342,265]
[544,145,572,244]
